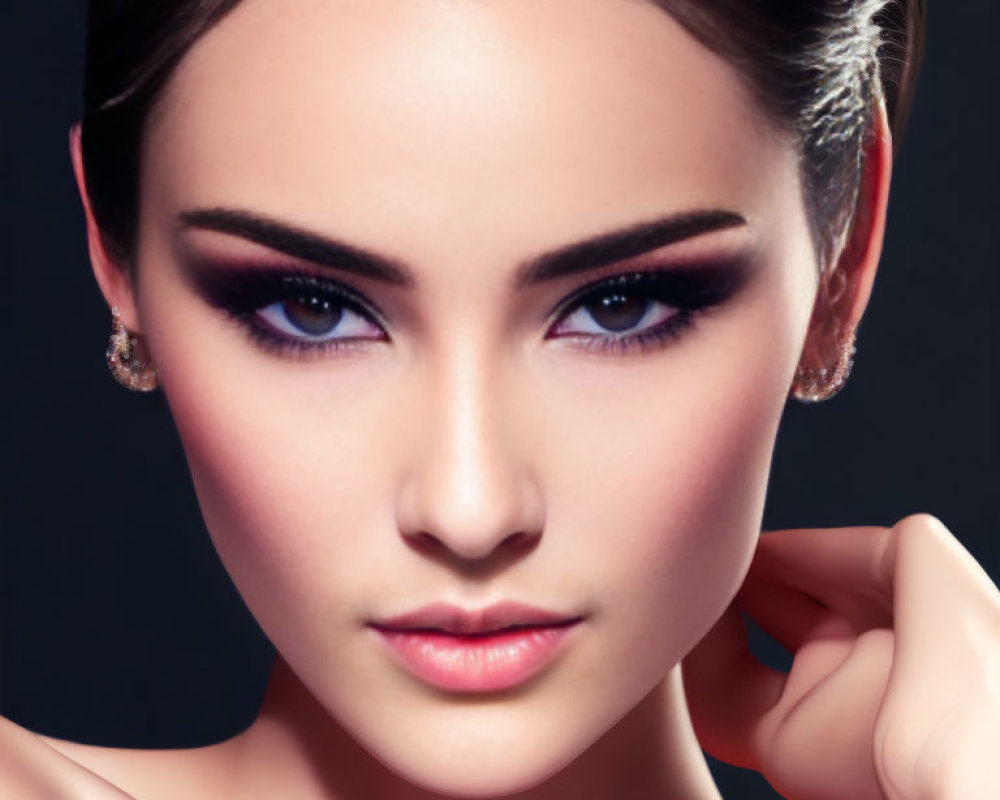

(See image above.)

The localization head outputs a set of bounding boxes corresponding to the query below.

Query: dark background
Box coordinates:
[1,2,997,798]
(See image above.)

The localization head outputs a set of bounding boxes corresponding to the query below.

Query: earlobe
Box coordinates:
[791,100,893,402]
[69,123,143,332]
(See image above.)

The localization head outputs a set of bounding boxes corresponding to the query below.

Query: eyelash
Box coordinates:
[194,266,740,359]
[192,271,386,359]
[546,270,733,356]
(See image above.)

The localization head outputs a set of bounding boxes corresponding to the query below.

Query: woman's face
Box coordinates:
[128,0,818,793]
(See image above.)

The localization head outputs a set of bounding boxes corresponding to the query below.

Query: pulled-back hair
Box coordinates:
[80,0,926,271]
[653,1,925,267]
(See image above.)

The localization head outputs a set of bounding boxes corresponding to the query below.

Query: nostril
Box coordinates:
[405,531,446,558]
[497,530,541,558]
[401,527,541,574]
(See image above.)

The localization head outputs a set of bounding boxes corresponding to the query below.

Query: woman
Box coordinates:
[2,0,998,798]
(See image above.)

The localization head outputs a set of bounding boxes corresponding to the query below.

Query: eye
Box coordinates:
[551,290,679,339]
[544,266,748,356]
[256,294,383,342]
[547,271,691,355]
[183,266,389,357]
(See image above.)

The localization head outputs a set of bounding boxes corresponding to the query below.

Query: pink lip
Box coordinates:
[369,602,582,693]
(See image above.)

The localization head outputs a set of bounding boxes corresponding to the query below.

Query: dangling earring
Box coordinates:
[790,324,857,403]
[106,306,159,392]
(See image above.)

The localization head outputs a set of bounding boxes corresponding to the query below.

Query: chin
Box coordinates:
[352,706,606,799]
[382,747,574,799]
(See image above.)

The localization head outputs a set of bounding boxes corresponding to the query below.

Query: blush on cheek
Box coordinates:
[156,365,315,614]
[171,404,281,565]
[673,388,779,602]
[657,282,807,615]
[617,356,789,661]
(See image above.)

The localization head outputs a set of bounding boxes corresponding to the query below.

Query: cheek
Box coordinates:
[160,374,395,627]
[538,290,800,704]
[611,372,779,646]
[135,265,402,657]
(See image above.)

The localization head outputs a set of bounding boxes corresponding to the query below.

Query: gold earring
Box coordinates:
[106,306,159,392]
[790,324,857,403]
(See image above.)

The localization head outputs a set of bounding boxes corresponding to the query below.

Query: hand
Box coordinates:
[0,715,135,799]
[682,514,1000,800]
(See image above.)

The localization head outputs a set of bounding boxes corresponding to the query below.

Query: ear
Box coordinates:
[797,100,893,374]
[69,123,145,333]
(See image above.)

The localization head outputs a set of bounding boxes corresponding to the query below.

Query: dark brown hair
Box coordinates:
[80,0,926,270]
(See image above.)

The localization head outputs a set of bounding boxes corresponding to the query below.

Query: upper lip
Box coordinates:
[370,601,581,635]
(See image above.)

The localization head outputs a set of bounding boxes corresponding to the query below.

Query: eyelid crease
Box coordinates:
[183,262,391,330]
[546,260,751,325]
[182,244,751,304]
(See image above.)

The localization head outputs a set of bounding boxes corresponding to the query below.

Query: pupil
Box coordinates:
[285,296,342,335]
[587,293,646,332]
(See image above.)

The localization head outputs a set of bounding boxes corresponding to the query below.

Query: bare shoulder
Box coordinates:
[0,713,135,797]
[0,715,234,800]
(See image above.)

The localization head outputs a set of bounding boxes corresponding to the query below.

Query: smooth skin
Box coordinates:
[2,1,998,799]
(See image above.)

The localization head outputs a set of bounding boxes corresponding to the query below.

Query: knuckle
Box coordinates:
[855,626,894,651]
[872,717,931,800]
[892,512,949,539]
[891,512,962,565]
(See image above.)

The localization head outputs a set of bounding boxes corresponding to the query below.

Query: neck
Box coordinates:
[221,657,722,800]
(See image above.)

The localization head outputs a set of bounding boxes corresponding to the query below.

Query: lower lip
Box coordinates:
[372,623,578,693]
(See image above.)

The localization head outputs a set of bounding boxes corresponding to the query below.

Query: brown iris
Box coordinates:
[285,296,343,335]
[586,293,647,332]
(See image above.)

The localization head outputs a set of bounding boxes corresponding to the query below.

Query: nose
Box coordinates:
[395,345,545,567]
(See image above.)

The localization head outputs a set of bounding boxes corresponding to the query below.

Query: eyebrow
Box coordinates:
[176,207,747,289]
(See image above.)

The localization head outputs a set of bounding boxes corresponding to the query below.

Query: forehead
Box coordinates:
[145,0,793,261]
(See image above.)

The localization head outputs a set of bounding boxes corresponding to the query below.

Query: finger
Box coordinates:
[747,526,895,631]
[877,514,1000,693]
[762,628,895,800]
[735,573,830,653]
[683,597,861,773]
[889,514,1000,655]
[864,515,1000,800]
[735,576,873,724]
[682,601,786,769]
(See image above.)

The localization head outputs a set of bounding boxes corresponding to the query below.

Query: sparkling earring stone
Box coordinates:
[790,325,856,403]
[106,306,160,392]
